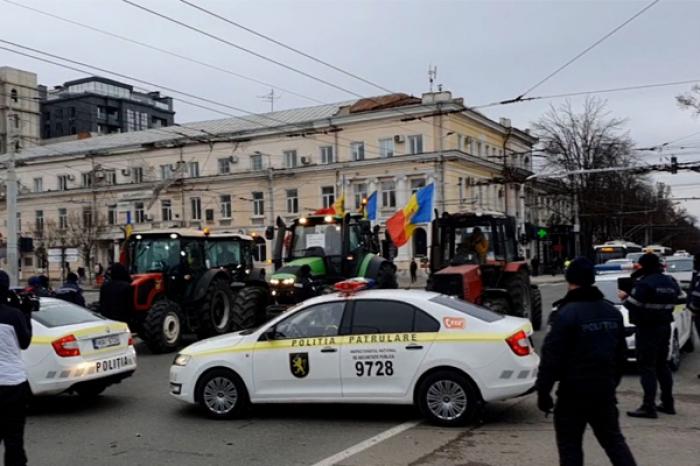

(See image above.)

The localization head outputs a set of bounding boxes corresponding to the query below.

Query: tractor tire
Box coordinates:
[530,285,543,331]
[231,287,268,331]
[197,279,235,339]
[141,300,183,354]
[504,271,531,319]
[483,297,510,315]
[376,262,398,289]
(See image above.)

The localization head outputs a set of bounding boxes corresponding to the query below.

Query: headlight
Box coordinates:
[282,278,295,285]
[173,354,191,367]
[270,278,280,285]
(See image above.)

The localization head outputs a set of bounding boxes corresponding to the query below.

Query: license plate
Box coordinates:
[96,356,131,373]
[93,335,121,350]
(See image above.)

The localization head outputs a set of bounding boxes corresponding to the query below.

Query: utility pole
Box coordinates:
[6,109,19,286]
[257,88,280,113]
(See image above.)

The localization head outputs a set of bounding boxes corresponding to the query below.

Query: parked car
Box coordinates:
[664,256,694,290]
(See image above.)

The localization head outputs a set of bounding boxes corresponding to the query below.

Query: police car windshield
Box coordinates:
[430,295,504,322]
[595,281,622,305]
[32,299,105,328]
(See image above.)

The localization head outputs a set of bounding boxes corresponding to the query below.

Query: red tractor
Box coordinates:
[427,211,542,330]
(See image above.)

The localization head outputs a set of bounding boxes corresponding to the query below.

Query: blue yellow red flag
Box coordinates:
[386,183,434,247]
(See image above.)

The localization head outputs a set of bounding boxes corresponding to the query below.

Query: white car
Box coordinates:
[170,284,539,426]
[24,298,137,396]
[663,256,693,291]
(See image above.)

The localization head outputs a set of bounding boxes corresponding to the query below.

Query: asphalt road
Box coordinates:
[23,284,700,466]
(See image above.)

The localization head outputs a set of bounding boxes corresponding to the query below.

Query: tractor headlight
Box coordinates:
[173,354,191,367]
[282,278,295,285]
[270,278,280,285]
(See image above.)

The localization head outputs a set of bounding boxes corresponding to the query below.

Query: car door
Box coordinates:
[340,299,439,399]
[252,300,346,401]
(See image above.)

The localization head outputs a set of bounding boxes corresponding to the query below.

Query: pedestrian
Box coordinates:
[0,270,32,466]
[55,272,86,307]
[536,257,636,466]
[409,258,418,284]
[531,257,540,277]
[98,263,133,323]
[685,252,700,379]
[620,253,680,418]
[26,276,52,298]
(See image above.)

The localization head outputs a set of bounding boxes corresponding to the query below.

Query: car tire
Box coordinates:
[195,368,249,420]
[197,278,235,339]
[231,287,268,330]
[668,331,681,372]
[681,317,695,352]
[416,370,480,427]
[142,299,183,354]
[504,271,531,318]
[530,285,543,331]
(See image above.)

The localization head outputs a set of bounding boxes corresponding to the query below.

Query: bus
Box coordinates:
[643,244,673,257]
[593,241,643,264]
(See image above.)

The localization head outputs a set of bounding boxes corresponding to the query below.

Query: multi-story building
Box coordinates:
[39,76,174,140]
[1,90,552,278]
[0,66,40,154]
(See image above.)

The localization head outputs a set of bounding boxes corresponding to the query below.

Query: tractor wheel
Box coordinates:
[504,271,531,319]
[142,300,183,354]
[376,262,398,289]
[231,287,268,331]
[483,297,510,315]
[530,285,543,331]
[197,279,235,339]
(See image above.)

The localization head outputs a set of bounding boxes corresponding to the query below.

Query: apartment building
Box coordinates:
[1,66,40,154]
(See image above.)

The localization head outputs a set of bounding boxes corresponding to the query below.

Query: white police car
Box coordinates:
[170,280,538,426]
[24,298,137,396]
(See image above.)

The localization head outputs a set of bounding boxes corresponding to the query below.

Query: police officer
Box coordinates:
[537,257,636,466]
[685,252,700,379]
[0,271,32,466]
[621,253,680,418]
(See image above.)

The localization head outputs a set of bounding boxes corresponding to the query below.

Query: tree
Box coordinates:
[65,209,107,282]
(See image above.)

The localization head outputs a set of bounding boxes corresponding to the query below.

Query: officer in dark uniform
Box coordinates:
[621,253,680,418]
[537,257,636,466]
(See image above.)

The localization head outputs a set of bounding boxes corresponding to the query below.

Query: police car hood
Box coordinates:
[180,330,248,355]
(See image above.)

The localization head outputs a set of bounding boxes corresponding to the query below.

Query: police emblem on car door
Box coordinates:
[289,353,309,378]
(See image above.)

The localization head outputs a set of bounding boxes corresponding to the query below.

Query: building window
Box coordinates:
[410,178,426,194]
[132,167,144,184]
[458,177,464,205]
[108,205,117,225]
[476,141,483,156]
[321,186,335,209]
[353,183,368,209]
[35,210,44,234]
[82,173,93,187]
[381,180,396,209]
[104,169,117,185]
[69,107,76,119]
[82,208,93,228]
[191,197,202,221]
[10,88,18,103]
[161,200,172,221]
[284,150,297,168]
[57,175,70,191]
[188,161,199,178]
[32,177,43,193]
[220,195,232,219]
[218,158,231,174]
[320,146,334,164]
[252,192,264,216]
[408,135,423,155]
[286,189,298,214]
[12,114,19,129]
[251,154,263,171]
[58,208,68,229]
[350,142,365,161]
[160,164,172,180]
[134,202,145,223]
[379,138,394,158]
[97,106,106,120]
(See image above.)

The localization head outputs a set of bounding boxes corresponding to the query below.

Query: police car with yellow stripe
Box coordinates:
[24,298,137,397]
[170,279,538,426]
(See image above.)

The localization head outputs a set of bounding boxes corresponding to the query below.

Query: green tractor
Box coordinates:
[266,213,398,313]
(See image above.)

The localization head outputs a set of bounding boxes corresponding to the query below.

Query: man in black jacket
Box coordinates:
[98,263,133,323]
[0,271,32,466]
[621,253,680,418]
[536,257,636,466]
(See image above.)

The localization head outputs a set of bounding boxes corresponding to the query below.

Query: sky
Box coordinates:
[2,0,700,217]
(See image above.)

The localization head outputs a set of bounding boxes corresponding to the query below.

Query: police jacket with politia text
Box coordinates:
[0,302,32,386]
[625,272,679,327]
[536,286,626,401]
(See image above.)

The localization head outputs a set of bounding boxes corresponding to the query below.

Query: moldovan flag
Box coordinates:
[386,183,434,247]
[365,191,378,220]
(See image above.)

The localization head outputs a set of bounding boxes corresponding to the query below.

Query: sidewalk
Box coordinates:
[531,274,566,285]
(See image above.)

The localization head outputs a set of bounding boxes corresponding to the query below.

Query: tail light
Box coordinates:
[506,330,531,356]
[128,334,135,346]
[52,335,81,357]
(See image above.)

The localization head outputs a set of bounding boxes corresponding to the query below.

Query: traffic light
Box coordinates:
[536,228,549,240]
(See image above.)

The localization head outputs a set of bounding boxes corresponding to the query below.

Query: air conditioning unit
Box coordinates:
[121,168,131,177]
[229,155,239,164]
[394,135,405,143]
[301,156,311,165]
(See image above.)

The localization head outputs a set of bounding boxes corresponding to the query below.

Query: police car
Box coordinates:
[24,298,137,396]
[170,279,538,426]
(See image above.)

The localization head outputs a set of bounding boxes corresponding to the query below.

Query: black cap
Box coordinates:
[638,253,661,271]
[565,257,595,287]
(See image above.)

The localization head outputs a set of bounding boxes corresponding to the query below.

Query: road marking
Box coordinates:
[310,420,420,466]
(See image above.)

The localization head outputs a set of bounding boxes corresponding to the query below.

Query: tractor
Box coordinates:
[427,211,543,330]
[266,212,398,313]
[121,229,269,353]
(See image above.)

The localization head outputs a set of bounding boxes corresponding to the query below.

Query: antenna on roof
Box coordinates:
[428,65,437,92]
[257,88,281,112]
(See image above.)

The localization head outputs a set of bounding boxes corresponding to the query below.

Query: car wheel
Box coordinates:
[142,300,183,354]
[417,370,480,427]
[530,285,543,331]
[668,331,681,372]
[681,317,695,353]
[195,368,249,420]
[197,278,235,339]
